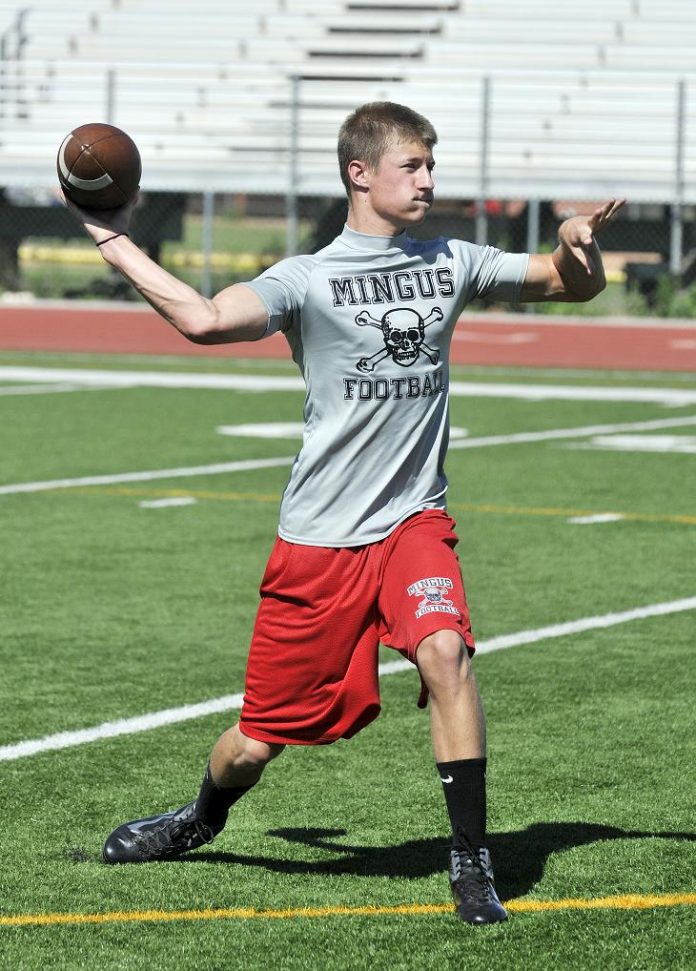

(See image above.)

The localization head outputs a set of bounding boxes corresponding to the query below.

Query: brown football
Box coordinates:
[57,122,141,209]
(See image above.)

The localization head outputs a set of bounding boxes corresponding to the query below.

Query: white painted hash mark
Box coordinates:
[2,595,695,762]
[139,497,198,508]
[567,513,626,525]
[576,434,696,454]
[217,423,305,439]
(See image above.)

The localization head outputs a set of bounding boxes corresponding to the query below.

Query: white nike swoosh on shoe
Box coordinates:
[440,775,454,783]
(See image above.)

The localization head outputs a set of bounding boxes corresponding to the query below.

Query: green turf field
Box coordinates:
[1,351,694,970]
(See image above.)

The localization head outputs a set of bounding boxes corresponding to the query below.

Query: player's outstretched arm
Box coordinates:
[61,193,269,344]
[520,198,625,303]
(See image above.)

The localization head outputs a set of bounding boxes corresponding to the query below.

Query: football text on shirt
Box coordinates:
[329,268,455,307]
[343,369,445,401]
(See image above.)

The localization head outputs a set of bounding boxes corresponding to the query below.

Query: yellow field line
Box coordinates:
[449,501,696,526]
[60,486,696,526]
[1,894,694,928]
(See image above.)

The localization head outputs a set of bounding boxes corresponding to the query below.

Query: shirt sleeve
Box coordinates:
[460,243,530,304]
[244,255,316,337]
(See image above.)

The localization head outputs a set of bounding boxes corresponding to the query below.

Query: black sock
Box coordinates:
[195,764,254,830]
[436,757,487,848]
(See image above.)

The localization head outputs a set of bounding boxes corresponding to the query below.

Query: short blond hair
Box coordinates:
[337,101,437,197]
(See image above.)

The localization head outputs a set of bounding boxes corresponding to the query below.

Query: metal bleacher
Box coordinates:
[0,0,695,203]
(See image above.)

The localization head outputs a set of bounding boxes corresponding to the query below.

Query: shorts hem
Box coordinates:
[238,718,377,747]
[384,618,475,666]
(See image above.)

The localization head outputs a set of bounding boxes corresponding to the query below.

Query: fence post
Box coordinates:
[0,35,5,124]
[286,74,300,258]
[476,75,491,247]
[526,198,540,255]
[201,190,215,298]
[105,67,116,125]
[669,78,686,277]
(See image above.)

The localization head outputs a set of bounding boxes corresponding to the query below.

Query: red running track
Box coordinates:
[1,303,695,371]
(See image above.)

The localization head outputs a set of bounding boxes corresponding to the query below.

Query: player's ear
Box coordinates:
[347,158,370,191]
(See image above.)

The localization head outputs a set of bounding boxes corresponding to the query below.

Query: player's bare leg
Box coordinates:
[417,630,507,925]
[102,726,283,865]
[210,724,285,787]
[416,629,485,762]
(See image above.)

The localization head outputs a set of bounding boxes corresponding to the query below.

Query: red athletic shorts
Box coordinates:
[238,508,475,746]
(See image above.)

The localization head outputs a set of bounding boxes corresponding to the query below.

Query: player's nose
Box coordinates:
[419,166,435,190]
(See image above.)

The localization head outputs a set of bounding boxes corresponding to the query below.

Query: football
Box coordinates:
[57,122,141,210]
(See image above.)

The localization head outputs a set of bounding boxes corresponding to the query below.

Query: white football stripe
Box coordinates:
[65,170,114,191]
[56,135,72,180]
[57,134,113,190]
[1,594,694,762]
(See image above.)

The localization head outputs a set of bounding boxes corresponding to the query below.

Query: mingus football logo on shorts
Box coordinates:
[407,577,459,618]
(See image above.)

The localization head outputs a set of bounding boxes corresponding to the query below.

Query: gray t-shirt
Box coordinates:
[246,225,528,547]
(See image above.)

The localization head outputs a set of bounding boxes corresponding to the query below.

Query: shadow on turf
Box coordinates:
[185,822,695,898]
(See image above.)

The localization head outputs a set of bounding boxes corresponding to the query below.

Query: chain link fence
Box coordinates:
[2,190,691,316]
[1,62,695,316]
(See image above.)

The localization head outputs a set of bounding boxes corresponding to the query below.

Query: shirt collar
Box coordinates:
[339,224,408,252]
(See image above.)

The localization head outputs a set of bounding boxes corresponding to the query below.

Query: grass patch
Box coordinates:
[1,356,694,969]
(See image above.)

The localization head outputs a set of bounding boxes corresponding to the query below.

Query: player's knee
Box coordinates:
[224,726,285,773]
[417,629,471,690]
[238,736,285,769]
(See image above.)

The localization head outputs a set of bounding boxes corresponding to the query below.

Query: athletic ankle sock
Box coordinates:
[436,757,487,848]
[195,764,254,830]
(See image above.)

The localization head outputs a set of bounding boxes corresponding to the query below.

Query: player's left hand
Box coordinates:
[559,198,625,274]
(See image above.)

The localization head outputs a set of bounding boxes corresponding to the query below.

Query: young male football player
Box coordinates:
[64,101,623,925]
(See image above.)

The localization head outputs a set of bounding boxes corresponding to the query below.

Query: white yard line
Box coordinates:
[2,595,694,763]
[0,366,305,393]
[0,457,295,496]
[3,416,696,499]
[0,695,246,762]
[2,366,696,406]
[448,414,696,449]
[447,380,696,406]
[0,383,106,396]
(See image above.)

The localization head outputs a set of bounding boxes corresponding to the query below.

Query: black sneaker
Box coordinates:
[102,800,222,864]
[449,840,508,925]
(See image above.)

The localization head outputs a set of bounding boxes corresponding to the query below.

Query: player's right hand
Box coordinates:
[59,187,138,245]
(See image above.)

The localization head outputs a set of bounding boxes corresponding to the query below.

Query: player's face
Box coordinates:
[368,139,435,230]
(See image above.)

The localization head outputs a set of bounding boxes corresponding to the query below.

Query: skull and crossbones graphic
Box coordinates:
[416,583,455,614]
[355,306,442,373]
